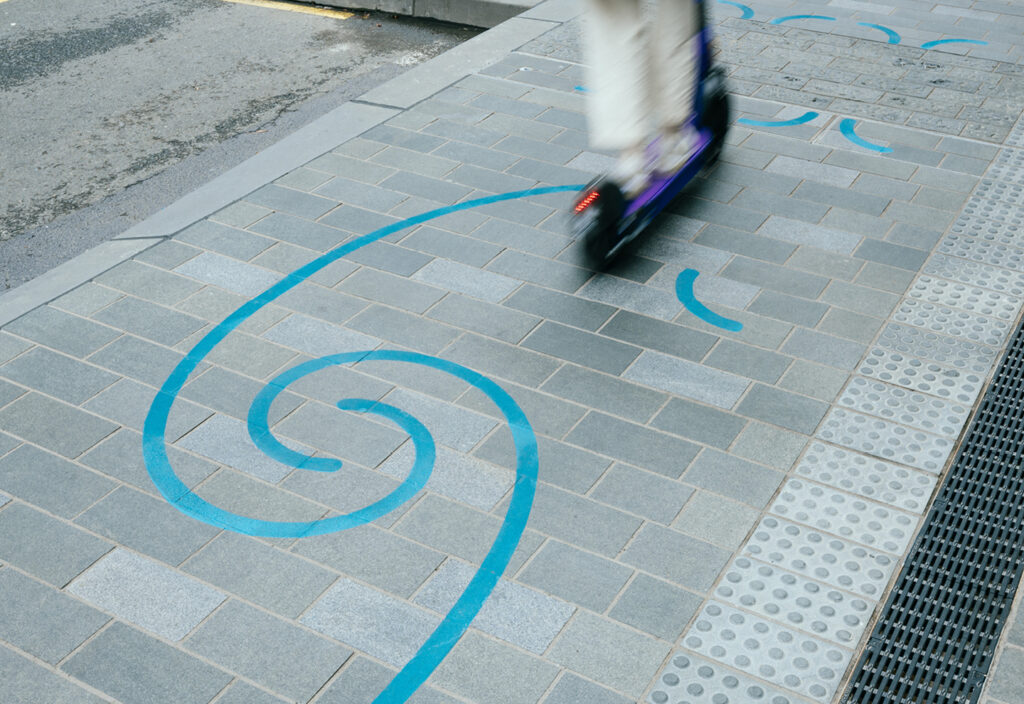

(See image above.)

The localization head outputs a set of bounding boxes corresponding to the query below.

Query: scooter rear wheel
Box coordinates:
[573,181,626,269]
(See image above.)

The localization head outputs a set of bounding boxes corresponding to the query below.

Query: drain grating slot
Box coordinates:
[841,316,1024,703]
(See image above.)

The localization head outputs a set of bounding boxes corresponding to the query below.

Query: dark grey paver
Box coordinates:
[0,347,118,405]
[187,600,349,702]
[443,333,560,387]
[457,377,586,440]
[523,483,642,558]
[544,673,631,704]
[0,503,111,586]
[349,305,459,354]
[213,682,290,704]
[650,397,746,450]
[0,393,117,458]
[248,212,349,251]
[721,257,830,299]
[522,321,640,375]
[487,250,591,293]
[504,284,616,331]
[0,645,107,704]
[855,239,929,270]
[431,631,559,704]
[737,383,829,435]
[317,657,458,704]
[81,428,215,495]
[75,486,218,566]
[683,448,785,508]
[590,464,693,524]
[694,223,796,264]
[0,568,109,664]
[175,220,275,261]
[93,296,206,347]
[732,421,809,472]
[393,494,504,565]
[3,306,119,358]
[541,364,667,423]
[400,226,503,267]
[703,338,792,384]
[474,434,611,494]
[600,310,718,362]
[0,445,114,519]
[620,523,731,592]
[427,293,540,344]
[517,539,632,612]
[609,573,703,641]
[62,622,232,704]
[748,290,828,327]
[566,412,699,479]
[782,328,868,371]
[246,183,338,219]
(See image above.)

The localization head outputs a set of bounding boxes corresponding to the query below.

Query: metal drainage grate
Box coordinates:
[841,314,1024,703]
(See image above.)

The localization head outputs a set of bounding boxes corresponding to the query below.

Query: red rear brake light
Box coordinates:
[575,191,600,214]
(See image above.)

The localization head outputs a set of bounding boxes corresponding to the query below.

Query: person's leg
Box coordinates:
[582,0,652,194]
[651,0,700,175]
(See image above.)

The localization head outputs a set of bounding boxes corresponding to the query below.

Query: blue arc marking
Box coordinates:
[143,185,580,704]
[857,22,901,44]
[717,0,754,19]
[676,269,743,332]
[737,110,818,128]
[770,14,836,25]
[921,38,987,50]
[839,118,893,153]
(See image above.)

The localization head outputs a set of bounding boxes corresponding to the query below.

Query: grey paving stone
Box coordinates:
[85,393,208,463]
[400,226,503,267]
[487,250,591,294]
[76,486,218,566]
[855,261,916,294]
[987,646,1024,704]
[852,173,919,203]
[93,296,206,347]
[737,383,830,435]
[192,468,327,527]
[0,503,113,586]
[294,522,443,598]
[95,260,203,305]
[4,306,119,358]
[433,141,520,173]
[0,568,109,664]
[504,284,616,331]
[610,572,703,642]
[175,219,275,261]
[673,490,761,550]
[412,258,521,303]
[722,257,829,299]
[443,333,561,387]
[62,621,232,704]
[0,393,117,458]
[379,443,512,512]
[427,293,540,344]
[431,631,560,704]
[183,532,335,618]
[522,321,641,375]
[620,523,731,592]
[541,363,667,424]
[475,434,611,494]
[134,239,201,269]
[50,283,128,318]
[598,311,718,362]
[348,305,459,354]
[317,204,400,239]
[566,411,699,479]
[316,656,458,704]
[471,217,573,259]
[68,548,225,641]
[591,464,693,524]
[246,183,337,219]
[397,492,513,564]
[543,673,632,704]
[380,171,473,204]
[732,188,831,225]
[855,239,929,271]
[782,328,867,371]
[707,338,793,385]
[260,313,379,359]
[187,599,349,702]
[414,558,574,654]
[302,577,439,667]
[766,155,858,188]
[0,347,114,405]
[0,445,114,519]
[517,538,632,612]
[748,290,828,329]
[732,417,809,470]
[624,351,750,410]
[670,196,767,232]
[0,377,23,406]
[274,283,369,327]
[248,212,349,251]
[888,222,945,250]
[650,397,745,450]
[382,386,497,452]
[457,375,586,440]
[694,223,796,264]
[339,268,446,314]
[0,645,108,704]
[343,241,433,277]
[683,446,785,508]
[548,611,669,698]
[517,482,642,557]
[212,200,275,227]
[819,307,884,344]
[213,682,289,704]
[361,124,448,153]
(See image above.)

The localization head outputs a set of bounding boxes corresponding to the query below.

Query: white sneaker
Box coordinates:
[655,123,699,177]
[610,145,651,198]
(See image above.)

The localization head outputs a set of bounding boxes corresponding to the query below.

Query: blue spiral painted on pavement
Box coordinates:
[143,185,580,703]
[717,0,754,20]
[676,269,743,332]
[839,118,893,153]
[857,22,901,44]
[737,110,818,128]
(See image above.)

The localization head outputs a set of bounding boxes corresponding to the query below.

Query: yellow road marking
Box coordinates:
[222,0,353,19]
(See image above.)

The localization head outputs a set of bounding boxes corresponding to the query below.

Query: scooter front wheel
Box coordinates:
[573,180,626,269]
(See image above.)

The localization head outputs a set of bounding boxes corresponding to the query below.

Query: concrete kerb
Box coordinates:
[0,3,576,329]
[317,0,541,28]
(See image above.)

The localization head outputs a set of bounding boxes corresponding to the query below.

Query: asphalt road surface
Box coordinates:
[0,0,479,291]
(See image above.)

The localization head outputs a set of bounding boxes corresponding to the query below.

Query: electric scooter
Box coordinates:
[572,0,730,268]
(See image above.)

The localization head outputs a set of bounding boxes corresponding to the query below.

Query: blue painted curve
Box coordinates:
[857,22,901,44]
[143,185,580,703]
[921,38,987,49]
[676,269,743,332]
[770,14,836,25]
[717,0,754,19]
[839,118,893,153]
[737,110,818,128]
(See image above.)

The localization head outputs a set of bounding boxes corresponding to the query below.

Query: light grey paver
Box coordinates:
[378,443,512,511]
[624,350,750,409]
[68,548,226,641]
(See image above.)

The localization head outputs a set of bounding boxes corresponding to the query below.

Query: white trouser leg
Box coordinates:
[651,0,699,131]
[582,0,650,151]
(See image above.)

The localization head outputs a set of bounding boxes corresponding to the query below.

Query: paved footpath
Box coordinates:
[2,0,1024,702]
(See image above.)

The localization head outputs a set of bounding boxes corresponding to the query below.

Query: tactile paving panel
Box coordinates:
[892,299,1010,347]
[745,516,896,600]
[682,601,851,703]
[960,193,1024,226]
[858,347,984,406]
[907,276,1021,321]
[950,211,1023,246]
[876,323,999,371]
[794,442,937,515]
[715,556,873,647]
[975,178,1024,208]
[923,254,1024,298]
[648,651,812,704]
[837,377,971,438]
[816,407,954,473]
[770,478,917,555]
[990,148,1024,185]
[938,233,1024,269]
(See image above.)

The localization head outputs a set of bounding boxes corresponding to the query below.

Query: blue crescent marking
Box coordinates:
[839,118,893,153]
[143,185,581,703]
[857,22,901,44]
[676,269,743,332]
[921,38,987,50]
[737,110,818,128]
[770,14,837,25]
[717,0,754,19]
